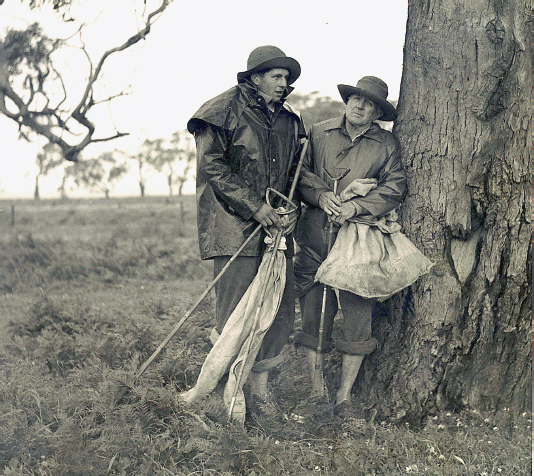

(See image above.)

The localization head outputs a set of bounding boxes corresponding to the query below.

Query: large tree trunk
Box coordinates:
[357,0,531,423]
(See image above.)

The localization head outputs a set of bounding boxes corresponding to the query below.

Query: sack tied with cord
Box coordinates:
[314,178,434,301]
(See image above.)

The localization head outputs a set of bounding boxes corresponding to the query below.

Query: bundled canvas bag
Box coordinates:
[179,235,287,423]
[315,179,434,301]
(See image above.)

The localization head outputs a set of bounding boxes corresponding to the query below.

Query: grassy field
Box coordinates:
[0,196,531,475]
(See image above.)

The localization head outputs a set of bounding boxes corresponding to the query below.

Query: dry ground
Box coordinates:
[0,196,531,475]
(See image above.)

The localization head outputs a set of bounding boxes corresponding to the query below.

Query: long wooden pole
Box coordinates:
[312,167,350,396]
[133,223,263,381]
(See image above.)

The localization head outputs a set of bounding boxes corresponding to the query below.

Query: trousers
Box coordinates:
[213,254,295,371]
[294,283,378,355]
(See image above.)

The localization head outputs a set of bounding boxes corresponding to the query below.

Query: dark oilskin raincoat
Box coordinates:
[187,80,306,260]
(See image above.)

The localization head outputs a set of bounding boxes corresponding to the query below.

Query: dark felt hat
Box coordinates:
[237,45,301,85]
[337,76,397,121]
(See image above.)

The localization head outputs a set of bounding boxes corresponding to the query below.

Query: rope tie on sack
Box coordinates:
[264,233,287,252]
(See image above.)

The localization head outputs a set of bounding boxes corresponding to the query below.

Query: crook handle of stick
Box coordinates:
[324,167,351,184]
[265,188,298,214]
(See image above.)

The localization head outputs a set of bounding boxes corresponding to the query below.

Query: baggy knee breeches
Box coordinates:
[294,284,378,355]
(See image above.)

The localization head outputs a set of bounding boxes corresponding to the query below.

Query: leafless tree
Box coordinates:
[0,0,171,162]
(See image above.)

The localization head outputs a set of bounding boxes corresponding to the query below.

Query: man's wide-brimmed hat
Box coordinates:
[237,45,301,85]
[337,76,397,121]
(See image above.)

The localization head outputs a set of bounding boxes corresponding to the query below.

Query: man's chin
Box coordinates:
[347,117,367,127]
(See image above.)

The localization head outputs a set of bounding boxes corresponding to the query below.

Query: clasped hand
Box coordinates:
[318,191,356,225]
[253,203,297,236]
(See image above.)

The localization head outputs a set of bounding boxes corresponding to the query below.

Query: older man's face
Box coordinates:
[345,94,381,128]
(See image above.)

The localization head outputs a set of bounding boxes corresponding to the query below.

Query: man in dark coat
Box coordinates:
[186,46,306,414]
[292,76,407,419]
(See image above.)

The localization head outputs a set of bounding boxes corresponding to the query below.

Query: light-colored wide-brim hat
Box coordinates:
[337,76,397,121]
[237,45,301,85]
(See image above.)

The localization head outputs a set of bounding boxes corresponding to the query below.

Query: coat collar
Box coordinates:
[238,80,296,114]
[324,115,383,143]
[187,81,300,135]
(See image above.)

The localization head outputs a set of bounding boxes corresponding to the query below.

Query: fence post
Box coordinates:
[11,204,15,226]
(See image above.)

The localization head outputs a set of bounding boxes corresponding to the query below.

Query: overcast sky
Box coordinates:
[0,0,408,198]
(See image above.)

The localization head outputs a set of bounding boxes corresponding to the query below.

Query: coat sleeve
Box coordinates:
[350,135,407,217]
[194,123,264,220]
[297,125,331,207]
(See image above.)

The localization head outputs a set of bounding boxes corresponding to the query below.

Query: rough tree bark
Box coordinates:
[357,0,531,423]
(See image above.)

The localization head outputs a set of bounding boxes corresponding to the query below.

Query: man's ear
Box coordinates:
[373,107,383,122]
[250,73,260,85]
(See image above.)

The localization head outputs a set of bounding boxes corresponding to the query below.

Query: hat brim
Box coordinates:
[238,57,301,85]
[337,84,397,121]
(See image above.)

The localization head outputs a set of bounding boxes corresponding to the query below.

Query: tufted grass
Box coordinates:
[0,197,531,475]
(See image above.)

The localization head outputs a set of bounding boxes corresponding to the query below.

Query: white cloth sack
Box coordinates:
[180,236,286,423]
[315,222,433,301]
[315,178,433,301]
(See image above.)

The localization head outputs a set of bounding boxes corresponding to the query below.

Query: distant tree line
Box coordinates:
[286,91,345,131]
[286,91,396,132]
[33,129,196,199]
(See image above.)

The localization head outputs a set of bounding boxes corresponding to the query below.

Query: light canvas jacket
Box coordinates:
[294,115,407,294]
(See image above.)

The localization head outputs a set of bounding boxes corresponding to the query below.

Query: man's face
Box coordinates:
[252,68,290,102]
[345,94,381,128]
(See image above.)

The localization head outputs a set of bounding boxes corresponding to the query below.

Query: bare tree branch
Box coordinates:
[50,63,67,109]
[73,0,169,117]
[0,0,171,162]
[90,132,129,143]
[92,88,132,106]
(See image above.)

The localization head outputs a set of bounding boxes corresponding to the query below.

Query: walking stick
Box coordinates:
[137,225,262,372]
[116,141,308,407]
[114,223,264,405]
[227,140,308,420]
[312,167,350,397]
